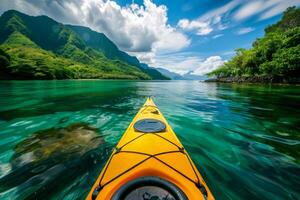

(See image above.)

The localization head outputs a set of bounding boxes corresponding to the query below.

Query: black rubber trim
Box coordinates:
[111,176,188,200]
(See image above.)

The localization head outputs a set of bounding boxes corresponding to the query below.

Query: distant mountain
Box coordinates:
[182,71,208,80]
[156,68,184,80]
[139,64,170,80]
[156,68,207,80]
[0,10,167,80]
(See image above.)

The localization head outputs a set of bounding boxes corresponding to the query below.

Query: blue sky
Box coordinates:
[1,0,299,75]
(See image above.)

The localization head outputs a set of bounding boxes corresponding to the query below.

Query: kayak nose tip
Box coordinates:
[144,96,156,107]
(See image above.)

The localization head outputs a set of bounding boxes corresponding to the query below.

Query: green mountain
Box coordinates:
[68,25,140,67]
[157,68,184,80]
[68,25,168,80]
[0,10,168,80]
[208,7,300,83]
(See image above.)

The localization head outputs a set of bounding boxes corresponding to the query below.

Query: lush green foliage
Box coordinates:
[0,32,150,79]
[69,25,140,66]
[69,25,168,80]
[209,7,300,79]
[0,10,167,80]
[0,48,10,69]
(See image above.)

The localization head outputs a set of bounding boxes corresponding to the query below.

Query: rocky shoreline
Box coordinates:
[205,76,300,84]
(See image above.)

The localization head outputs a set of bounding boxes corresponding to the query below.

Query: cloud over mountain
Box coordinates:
[0,0,190,63]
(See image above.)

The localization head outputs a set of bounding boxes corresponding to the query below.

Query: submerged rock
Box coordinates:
[0,123,110,199]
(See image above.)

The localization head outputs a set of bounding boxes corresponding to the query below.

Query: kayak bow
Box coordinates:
[87,97,214,200]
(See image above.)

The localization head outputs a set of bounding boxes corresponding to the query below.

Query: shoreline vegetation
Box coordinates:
[207,7,300,84]
[205,76,300,84]
[0,10,168,80]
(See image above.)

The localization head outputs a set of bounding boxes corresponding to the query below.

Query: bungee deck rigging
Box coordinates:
[87,97,214,200]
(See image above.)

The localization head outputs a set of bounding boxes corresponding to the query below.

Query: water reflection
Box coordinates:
[179,83,300,199]
[0,80,141,120]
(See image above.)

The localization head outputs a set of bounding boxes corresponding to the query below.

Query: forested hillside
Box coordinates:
[0,10,167,80]
[208,7,300,83]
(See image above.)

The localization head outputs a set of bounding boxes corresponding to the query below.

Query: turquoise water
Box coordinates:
[0,80,299,200]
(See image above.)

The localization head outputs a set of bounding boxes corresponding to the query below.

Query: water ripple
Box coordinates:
[0,80,299,200]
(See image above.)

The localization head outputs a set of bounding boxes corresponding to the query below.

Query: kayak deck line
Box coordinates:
[95,134,200,190]
[87,97,215,200]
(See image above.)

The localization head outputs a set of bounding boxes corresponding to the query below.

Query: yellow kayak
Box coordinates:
[87,97,214,200]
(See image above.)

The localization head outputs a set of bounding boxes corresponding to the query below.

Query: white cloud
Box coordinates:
[78,0,190,53]
[236,27,255,35]
[234,1,264,21]
[192,56,225,75]
[259,1,300,20]
[131,52,156,65]
[178,19,213,36]
[198,0,240,21]
[178,0,241,36]
[154,54,202,75]
[178,0,300,37]
[153,52,225,75]
[212,34,223,39]
[0,0,39,16]
[221,51,235,56]
[234,0,300,21]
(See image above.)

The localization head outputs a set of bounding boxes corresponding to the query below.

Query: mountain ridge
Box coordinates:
[156,67,207,80]
[0,10,168,80]
[67,25,141,67]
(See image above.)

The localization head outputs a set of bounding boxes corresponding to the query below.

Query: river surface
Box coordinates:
[0,80,299,200]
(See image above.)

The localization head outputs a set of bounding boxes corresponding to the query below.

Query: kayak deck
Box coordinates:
[87,97,214,200]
